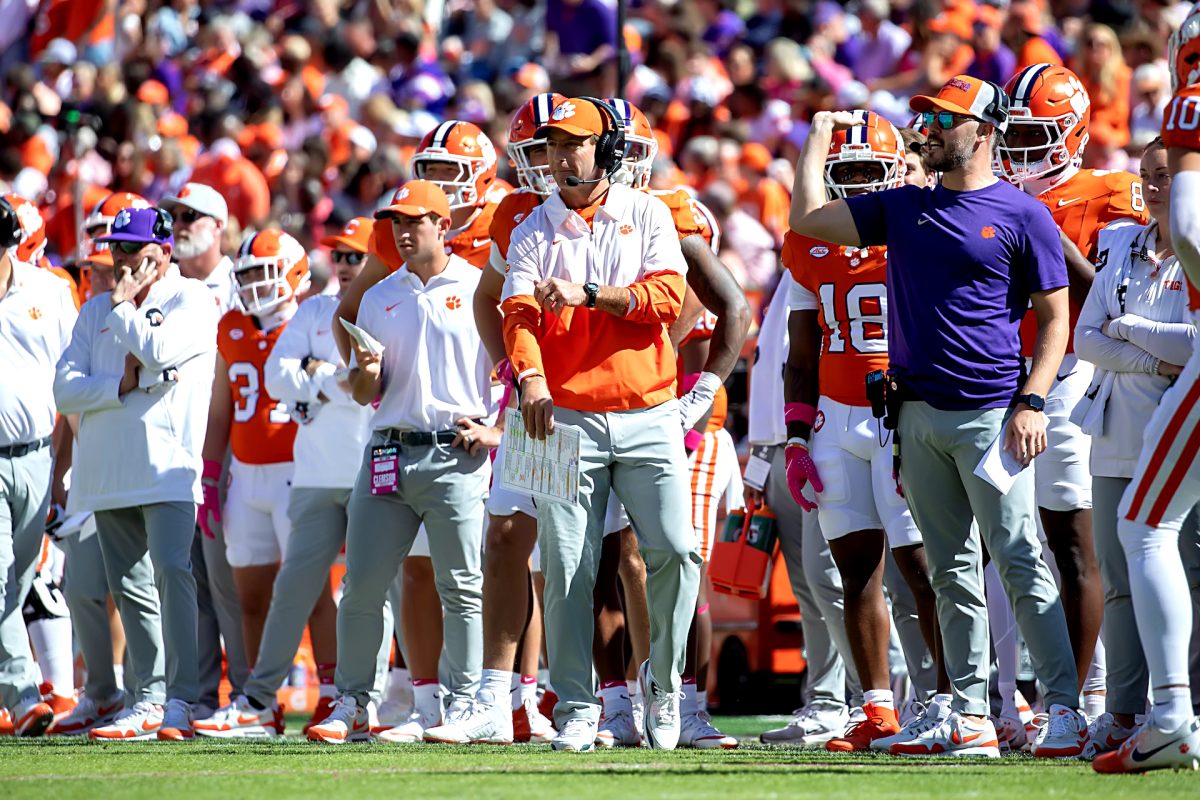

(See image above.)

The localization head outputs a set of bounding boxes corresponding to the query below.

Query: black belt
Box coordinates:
[379,428,459,446]
[0,435,52,458]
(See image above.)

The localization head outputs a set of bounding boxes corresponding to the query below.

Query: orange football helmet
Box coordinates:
[3,193,48,264]
[605,97,659,190]
[824,111,905,199]
[412,120,498,212]
[234,229,310,314]
[998,64,1091,184]
[508,92,567,196]
[1170,4,1200,93]
[84,192,152,238]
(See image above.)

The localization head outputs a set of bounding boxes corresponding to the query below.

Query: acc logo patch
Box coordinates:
[809,245,829,258]
[552,102,577,121]
[145,308,164,326]
[814,411,826,432]
[229,328,244,340]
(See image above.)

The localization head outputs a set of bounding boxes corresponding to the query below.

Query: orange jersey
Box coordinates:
[647,188,705,240]
[1163,87,1200,151]
[217,311,296,465]
[1020,168,1150,355]
[782,231,888,407]
[688,197,721,253]
[676,311,727,431]
[370,198,504,273]
[489,189,544,264]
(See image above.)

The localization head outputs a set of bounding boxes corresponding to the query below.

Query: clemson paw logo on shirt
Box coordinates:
[981,226,996,239]
[552,102,577,121]
[28,306,42,320]
[619,224,634,235]
[814,411,825,432]
[445,295,462,310]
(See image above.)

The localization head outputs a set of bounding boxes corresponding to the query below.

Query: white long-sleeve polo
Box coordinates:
[1076,222,1195,478]
[356,254,490,432]
[264,294,372,488]
[747,270,799,447]
[54,266,219,512]
[0,260,76,446]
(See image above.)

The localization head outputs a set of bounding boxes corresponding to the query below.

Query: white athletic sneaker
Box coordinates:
[49,690,125,736]
[595,707,641,748]
[1032,704,1090,759]
[631,693,644,735]
[306,695,370,743]
[376,704,442,743]
[89,701,164,741]
[195,696,283,739]
[552,716,597,752]
[515,698,556,744]
[638,660,680,750]
[158,699,194,741]
[1093,716,1200,773]
[889,712,1000,758]
[679,709,738,750]
[1084,712,1135,760]
[759,703,849,747]
[871,700,951,752]
[1024,709,1048,753]
[423,691,513,744]
[375,697,414,733]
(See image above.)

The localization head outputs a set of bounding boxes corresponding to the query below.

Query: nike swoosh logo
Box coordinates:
[1130,735,1185,761]
[952,729,982,745]
[1057,198,1081,207]
[1057,370,1075,382]
[472,238,490,248]
[142,719,161,731]
[99,327,110,333]
[237,714,260,724]
[917,217,931,225]
[385,302,401,312]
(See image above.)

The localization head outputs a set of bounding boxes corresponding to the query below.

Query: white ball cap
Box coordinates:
[160,182,229,226]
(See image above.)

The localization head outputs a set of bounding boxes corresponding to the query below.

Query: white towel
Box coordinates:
[1071,369,1114,437]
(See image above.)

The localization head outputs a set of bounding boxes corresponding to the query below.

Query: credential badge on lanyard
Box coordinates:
[371,444,399,495]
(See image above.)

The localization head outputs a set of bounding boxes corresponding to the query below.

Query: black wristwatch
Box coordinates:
[1016,393,1046,412]
[583,281,599,308]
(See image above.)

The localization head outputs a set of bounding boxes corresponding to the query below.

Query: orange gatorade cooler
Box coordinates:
[709,506,778,599]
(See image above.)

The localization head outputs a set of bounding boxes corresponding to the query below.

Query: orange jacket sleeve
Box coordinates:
[624,271,686,325]
[501,294,545,379]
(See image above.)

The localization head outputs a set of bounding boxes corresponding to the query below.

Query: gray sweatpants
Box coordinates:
[540,401,700,725]
[245,487,390,708]
[95,501,200,705]
[335,436,487,707]
[0,447,52,709]
[764,445,859,708]
[899,402,1077,716]
[1093,475,1149,716]
[192,519,249,708]
[1183,508,1200,713]
[61,533,146,699]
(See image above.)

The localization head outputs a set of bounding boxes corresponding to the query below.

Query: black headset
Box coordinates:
[580,96,626,176]
[152,207,175,241]
[0,196,19,250]
[982,80,1011,130]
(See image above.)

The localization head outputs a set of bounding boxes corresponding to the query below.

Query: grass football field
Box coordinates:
[2,714,1195,799]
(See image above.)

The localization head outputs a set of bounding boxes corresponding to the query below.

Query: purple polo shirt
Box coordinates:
[845,180,1067,411]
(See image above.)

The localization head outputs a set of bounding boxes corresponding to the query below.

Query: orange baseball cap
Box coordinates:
[974,5,1004,30]
[927,13,972,41]
[136,79,169,106]
[910,74,1010,132]
[740,142,772,173]
[374,180,452,220]
[320,216,374,252]
[535,97,608,139]
[157,112,188,138]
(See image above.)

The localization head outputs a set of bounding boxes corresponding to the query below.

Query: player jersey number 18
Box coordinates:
[818,281,888,354]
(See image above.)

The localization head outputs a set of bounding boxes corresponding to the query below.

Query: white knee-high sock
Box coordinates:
[1119,518,1193,732]
[28,617,74,697]
[985,562,1020,719]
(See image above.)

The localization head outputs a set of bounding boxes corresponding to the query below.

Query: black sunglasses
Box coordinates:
[109,241,146,255]
[921,110,978,130]
[332,250,366,265]
[177,209,209,224]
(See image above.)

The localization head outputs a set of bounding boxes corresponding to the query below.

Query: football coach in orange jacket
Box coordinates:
[500,97,701,752]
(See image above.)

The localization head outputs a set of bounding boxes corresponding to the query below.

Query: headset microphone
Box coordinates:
[564,174,607,187]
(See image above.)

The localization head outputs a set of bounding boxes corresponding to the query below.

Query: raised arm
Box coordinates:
[788,111,865,247]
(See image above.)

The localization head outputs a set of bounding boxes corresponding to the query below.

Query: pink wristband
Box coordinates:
[784,402,817,426]
[684,429,704,451]
[681,372,701,394]
[202,459,222,481]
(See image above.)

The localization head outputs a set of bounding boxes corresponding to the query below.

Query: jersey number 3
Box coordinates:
[818,282,888,354]
[229,362,290,425]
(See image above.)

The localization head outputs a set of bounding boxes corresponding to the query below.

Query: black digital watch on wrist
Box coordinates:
[584,282,599,308]
[1016,393,1046,412]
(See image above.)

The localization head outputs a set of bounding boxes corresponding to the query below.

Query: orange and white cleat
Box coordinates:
[1031,704,1090,759]
[195,696,283,739]
[303,695,336,735]
[890,712,1000,758]
[307,695,370,744]
[48,691,125,736]
[515,698,557,744]
[88,701,164,741]
[1093,717,1200,774]
[12,696,54,738]
[827,703,900,752]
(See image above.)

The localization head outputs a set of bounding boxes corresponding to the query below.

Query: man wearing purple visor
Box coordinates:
[54,206,220,741]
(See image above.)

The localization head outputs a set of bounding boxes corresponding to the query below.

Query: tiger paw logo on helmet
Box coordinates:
[552,102,577,121]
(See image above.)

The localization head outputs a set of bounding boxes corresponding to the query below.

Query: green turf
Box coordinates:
[1,716,1194,799]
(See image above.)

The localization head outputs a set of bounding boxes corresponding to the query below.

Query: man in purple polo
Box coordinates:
[788,77,1088,758]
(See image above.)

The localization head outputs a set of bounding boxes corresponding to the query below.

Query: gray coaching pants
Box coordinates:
[899,402,1077,716]
[0,447,52,709]
[539,401,701,725]
[95,501,200,705]
[335,435,487,708]
[192,515,249,708]
[245,487,390,708]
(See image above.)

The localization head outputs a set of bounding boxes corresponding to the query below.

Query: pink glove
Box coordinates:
[198,459,223,540]
[785,441,823,512]
[495,358,514,386]
[683,429,704,453]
